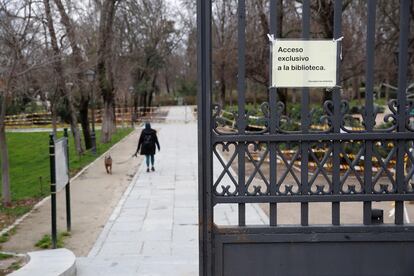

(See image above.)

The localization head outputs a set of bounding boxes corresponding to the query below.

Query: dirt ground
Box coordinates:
[0,254,25,276]
[0,129,143,256]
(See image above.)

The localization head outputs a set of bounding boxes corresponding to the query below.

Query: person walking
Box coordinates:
[134,122,160,172]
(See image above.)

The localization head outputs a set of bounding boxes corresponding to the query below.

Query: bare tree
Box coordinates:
[123,0,179,111]
[0,0,41,204]
[53,0,93,149]
[43,0,83,153]
[211,0,237,107]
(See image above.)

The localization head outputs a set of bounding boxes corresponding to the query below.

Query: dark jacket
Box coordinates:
[136,124,160,156]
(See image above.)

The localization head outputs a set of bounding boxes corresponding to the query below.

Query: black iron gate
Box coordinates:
[198,0,414,275]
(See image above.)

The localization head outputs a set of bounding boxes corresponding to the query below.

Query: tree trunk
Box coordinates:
[0,129,10,206]
[0,93,11,206]
[220,77,226,107]
[229,84,233,107]
[68,99,83,154]
[148,92,153,109]
[133,95,138,114]
[291,90,297,104]
[277,88,288,113]
[122,98,127,128]
[385,77,390,101]
[276,0,283,38]
[113,104,117,129]
[165,72,171,94]
[149,83,156,110]
[79,97,92,149]
[254,91,257,106]
[353,76,361,102]
[79,97,91,150]
[219,59,226,107]
[310,0,337,103]
[51,102,57,137]
[97,0,117,143]
[148,75,157,108]
[101,100,115,143]
[323,89,332,103]
[142,91,148,115]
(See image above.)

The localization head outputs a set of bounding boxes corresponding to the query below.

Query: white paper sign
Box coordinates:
[55,138,69,192]
[271,40,338,88]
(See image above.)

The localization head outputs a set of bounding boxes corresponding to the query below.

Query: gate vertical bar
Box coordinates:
[197,0,213,274]
[363,0,376,225]
[300,0,310,226]
[395,0,411,225]
[269,0,278,226]
[237,0,246,226]
[332,0,342,226]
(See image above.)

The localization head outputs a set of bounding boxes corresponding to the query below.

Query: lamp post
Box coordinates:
[129,86,135,128]
[85,70,96,154]
[65,81,74,134]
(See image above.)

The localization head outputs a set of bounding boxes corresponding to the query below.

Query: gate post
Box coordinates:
[197,0,213,275]
[49,134,57,249]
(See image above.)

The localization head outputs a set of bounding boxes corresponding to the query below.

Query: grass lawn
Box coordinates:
[0,128,133,229]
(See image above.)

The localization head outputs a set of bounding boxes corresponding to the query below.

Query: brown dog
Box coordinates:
[104,155,112,174]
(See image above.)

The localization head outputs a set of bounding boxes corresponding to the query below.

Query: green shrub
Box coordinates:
[0,253,14,260]
[35,232,70,249]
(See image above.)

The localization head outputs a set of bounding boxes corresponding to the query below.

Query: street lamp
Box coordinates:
[65,82,74,90]
[86,70,95,83]
[65,82,74,139]
[129,86,135,128]
[85,70,96,154]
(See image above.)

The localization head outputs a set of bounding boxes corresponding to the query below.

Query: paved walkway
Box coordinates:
[76,106,266,275]
[77,107,198,275]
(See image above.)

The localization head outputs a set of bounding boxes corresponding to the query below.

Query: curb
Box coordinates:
[9,248,76,276]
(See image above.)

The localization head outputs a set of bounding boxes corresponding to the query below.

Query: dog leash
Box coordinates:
[115,155,135,165]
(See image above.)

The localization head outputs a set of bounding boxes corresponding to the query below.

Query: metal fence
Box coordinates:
[4,106,165,128]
